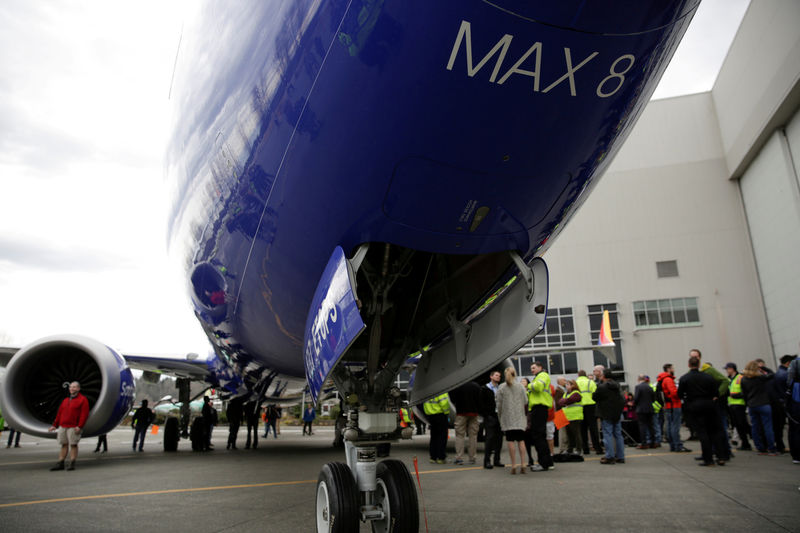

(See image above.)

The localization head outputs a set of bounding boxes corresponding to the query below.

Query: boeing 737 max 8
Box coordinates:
[0,1,699,530]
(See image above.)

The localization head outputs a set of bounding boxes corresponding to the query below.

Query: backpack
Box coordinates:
[654,379,667,407]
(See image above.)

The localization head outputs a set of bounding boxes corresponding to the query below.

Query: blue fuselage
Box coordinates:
[166,1,698,389]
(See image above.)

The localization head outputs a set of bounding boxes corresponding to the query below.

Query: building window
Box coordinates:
[656,260,679,278]
[588,304,624,380]
[515,307,577,376]
[633,297,700,328]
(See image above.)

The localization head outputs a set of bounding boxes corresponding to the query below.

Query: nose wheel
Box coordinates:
[316,462,359,533]
[315,459,419,533]
[370,460,419,533]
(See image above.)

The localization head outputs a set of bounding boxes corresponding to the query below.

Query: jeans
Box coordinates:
[749,404,776,452]
[717,403,731,454]
[601,419,624,460]
[665,407,683,451]
[653,411,663,443]
[133,427,147,450]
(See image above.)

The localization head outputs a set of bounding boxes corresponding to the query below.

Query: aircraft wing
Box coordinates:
[121,352,212,381]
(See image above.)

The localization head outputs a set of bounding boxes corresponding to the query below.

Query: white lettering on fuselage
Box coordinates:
[446,20,635,98]
[308,298,338,360]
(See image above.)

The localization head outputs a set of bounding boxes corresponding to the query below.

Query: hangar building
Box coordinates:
[514,1,800,386]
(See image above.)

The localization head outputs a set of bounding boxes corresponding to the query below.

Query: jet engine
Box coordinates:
[0,335,135,438]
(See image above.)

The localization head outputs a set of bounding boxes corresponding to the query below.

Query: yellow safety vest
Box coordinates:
[400,408,413,425]
[728,374,746,406]
[527,371,553,408]
[576,375,597,406]
[650,383,662,413]
[423,394,450,415]
[562,390,584,421]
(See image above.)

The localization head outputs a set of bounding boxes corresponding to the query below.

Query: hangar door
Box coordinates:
[738,109,800,359]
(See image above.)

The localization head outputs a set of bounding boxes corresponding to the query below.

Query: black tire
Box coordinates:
[372,459,419,533]
[316,462,358,533]
[164,417,180,452]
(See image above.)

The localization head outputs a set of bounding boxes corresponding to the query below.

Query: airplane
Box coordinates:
[0,2,698,531]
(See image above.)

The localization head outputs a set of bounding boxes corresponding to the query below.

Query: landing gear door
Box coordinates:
[410,257,549,403]
[303,246,366,404]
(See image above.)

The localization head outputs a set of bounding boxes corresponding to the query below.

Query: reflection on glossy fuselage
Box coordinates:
[166,1,698,394]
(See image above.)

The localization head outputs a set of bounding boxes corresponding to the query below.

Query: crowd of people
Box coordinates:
[4,350,798,474]
[422,349,800,471]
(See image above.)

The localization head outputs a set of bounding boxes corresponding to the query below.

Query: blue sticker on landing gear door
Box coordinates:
[303,246,366,403]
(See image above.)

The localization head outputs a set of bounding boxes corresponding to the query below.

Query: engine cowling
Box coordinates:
[0,335,135,438]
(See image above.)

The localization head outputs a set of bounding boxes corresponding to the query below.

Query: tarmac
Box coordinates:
[0,425,798,532]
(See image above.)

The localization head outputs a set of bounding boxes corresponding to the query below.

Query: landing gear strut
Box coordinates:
[316,448,419,532]
[315,406,419,533]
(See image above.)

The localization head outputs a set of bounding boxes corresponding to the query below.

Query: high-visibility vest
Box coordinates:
[728,374,746,406]
[423,394,450,415]
[576,375,597,406]
[562,391,584,421]
[528,371,553,408]
[650,383,662,413]
[399,407,413,427]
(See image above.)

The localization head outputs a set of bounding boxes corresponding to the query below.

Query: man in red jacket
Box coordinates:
[657,364,691,453]
[48,381,90,471]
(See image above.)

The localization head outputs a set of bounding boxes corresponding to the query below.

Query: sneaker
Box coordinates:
[547,466,555,471]
[676,447,692,453]
[429,459,436,464]
[50,461,65,471]
[616,459,625,464]
[435,459,446,464]
[453,458,464,465]
[599,457,615,465]
[66,462,75,471]
[530,464,545,472]
[792,459,800,464]
[483,462,493,469]
[468,458,476,464]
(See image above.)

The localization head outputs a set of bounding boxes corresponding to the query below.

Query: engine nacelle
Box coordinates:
[0,335,135,438]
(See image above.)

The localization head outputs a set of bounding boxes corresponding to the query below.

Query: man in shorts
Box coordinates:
[49,381,90,471]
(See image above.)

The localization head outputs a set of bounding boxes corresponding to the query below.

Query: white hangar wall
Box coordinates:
[516,0,799,385]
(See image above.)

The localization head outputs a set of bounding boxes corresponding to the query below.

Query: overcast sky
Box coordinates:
[0,0,750,356]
